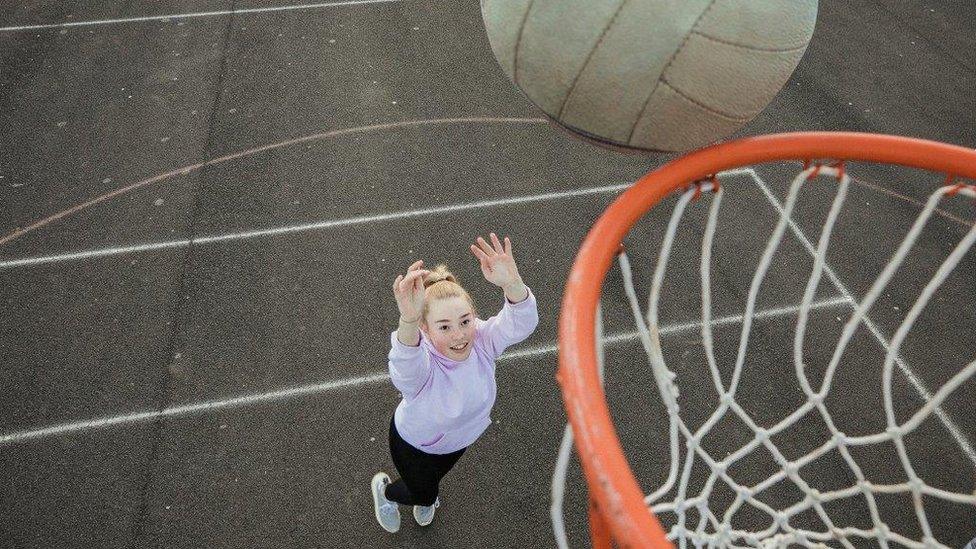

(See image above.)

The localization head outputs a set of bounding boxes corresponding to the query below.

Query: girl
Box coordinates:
[371,233,539,532]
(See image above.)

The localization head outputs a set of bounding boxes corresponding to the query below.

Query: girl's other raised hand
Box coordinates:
[470,233,527,302]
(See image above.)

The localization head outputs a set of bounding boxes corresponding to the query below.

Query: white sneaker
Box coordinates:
[371,472,400,533]
[413,497,440,526]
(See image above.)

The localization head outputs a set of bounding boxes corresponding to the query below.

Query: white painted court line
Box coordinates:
[510,296,853,360]
[0,297,849,447]
[746,168,976,467]
[0,182,632,270]
[0,0,404,32]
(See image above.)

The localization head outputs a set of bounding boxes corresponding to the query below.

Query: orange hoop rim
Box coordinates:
[556,131,976,548]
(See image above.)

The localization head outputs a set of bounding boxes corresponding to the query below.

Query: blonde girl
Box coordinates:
[370,233,539,532]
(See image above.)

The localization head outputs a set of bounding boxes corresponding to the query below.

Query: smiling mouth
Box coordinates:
[450,342,468,352]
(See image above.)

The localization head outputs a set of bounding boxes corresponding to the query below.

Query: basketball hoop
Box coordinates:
[554,132,976,548]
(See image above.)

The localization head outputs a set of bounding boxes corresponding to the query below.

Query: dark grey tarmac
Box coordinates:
[1,1,974,547]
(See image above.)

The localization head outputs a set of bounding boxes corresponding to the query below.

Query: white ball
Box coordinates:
[481,0,818,152]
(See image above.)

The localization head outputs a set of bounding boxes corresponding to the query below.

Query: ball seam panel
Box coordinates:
[627,0,719,145]
[556,0,630,120]
[512,0,537,86]
[659,79,750,121]
[691,30,812,53]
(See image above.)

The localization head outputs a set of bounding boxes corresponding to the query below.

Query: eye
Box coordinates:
[439,326,449,331]
[461,319,470,326]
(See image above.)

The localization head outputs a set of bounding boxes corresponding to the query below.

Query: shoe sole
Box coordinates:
[413,500,438,527]
[413,510,434,527]
[371,473,399,533]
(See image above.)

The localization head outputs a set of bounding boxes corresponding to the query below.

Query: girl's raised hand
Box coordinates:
[393,260,429,322]
[470,233,522,289]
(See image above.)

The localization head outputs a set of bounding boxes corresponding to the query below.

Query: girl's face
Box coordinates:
[422,295,477,361]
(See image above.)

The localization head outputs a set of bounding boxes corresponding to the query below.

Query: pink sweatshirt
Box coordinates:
[387,289,539,454]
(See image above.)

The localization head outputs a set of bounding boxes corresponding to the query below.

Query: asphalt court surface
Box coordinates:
[1,1,975,548]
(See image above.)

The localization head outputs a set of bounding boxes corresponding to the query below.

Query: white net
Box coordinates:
[552,165,976,548]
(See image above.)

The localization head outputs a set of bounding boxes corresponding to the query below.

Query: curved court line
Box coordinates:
[0,117,548,249]
[0,297,850,447]
[849,174,973,228]
[0,0,404,33]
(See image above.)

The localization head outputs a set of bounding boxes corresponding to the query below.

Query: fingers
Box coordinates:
[470,243,489,263]
[476,233,509,255]
[403,269,428,285]
[395,260,425,289]
[490,232,504,254]
[503,235,512,257]
[475,236,495,257]
[397,269,429,293]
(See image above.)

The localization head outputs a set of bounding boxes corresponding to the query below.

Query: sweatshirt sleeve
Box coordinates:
[478,287,540,359]
[387,331,432,398]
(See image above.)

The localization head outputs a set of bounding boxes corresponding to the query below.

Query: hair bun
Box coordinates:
[423,264,457,288]
[419,263,477,320]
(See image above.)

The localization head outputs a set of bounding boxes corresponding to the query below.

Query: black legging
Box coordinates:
[385,416,466,506]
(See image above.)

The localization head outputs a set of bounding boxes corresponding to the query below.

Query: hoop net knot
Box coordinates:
[945,176,976,199]
[803,159,846,180]
[689,175,720,201]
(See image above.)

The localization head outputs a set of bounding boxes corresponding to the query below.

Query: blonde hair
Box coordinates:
[422,265,477,322]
